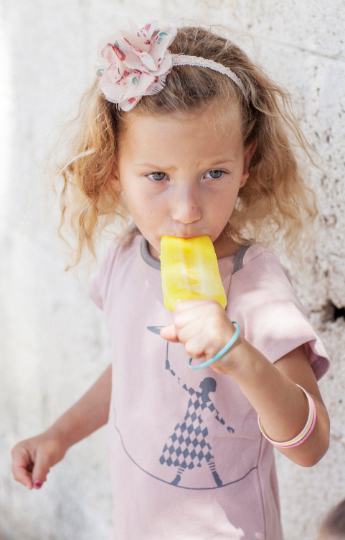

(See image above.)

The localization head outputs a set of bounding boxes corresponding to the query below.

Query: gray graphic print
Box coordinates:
[149,327,234,487]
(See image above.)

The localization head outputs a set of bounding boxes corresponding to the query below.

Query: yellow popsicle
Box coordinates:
[160,235,227,312]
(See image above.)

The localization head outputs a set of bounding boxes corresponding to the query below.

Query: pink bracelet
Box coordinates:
[282,397,316,448]
[258,385,317,449]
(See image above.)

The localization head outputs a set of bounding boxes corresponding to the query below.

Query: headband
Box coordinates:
[96,21,247,111]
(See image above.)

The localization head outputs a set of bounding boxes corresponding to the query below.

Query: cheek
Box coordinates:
[210,183,239,220]
[215,179,239,203]
[124,182,163,223]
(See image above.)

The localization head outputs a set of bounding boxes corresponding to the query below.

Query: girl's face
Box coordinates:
[112,101,255,260]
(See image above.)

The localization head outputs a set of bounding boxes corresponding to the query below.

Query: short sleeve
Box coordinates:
[230,246,330,381]
[87,242,119,311]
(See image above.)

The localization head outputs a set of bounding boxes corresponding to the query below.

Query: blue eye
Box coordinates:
[148,172,166,182]
[205,170,225,179]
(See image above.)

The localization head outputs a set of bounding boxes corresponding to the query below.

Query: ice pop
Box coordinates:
[160,235,227,312]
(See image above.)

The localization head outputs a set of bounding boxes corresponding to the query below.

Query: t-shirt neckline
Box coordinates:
[139,235,237,274]
[140,236,161,270]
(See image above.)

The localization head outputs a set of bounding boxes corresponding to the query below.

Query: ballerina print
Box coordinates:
[149,332,234,487]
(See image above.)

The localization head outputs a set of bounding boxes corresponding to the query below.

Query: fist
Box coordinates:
[159,299,239,374]
[11,428,68,490]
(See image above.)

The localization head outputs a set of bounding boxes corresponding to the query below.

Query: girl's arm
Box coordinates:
[160,299,330,467]
[228,340,330,466]
[12,364,112,489]
[50,363,112,447]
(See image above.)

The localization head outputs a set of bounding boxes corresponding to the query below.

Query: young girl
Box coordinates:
[11,21,330,540]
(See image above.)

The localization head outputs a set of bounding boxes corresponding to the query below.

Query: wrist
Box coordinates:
[219,334,265,380]
[209,319,246,376]
[217,333,245,375]
[47,420,76,452]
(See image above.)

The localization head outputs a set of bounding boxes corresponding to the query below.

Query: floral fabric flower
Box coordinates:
[96,21,177,111]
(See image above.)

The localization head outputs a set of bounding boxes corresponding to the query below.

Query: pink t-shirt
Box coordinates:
[88,233,330,540]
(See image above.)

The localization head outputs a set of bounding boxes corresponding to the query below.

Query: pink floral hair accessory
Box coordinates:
[96,21,177,112]
[96,21,247,111]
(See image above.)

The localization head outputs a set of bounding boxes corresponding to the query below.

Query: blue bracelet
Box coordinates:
[188,321,241,370]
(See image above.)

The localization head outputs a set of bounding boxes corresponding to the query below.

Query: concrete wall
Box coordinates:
[1,1,344,539]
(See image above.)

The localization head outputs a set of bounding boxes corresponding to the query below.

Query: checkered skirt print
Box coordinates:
[159,393,215,470]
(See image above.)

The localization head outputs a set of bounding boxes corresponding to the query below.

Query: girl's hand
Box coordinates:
[160,299,240,374]
[11,427,68,490]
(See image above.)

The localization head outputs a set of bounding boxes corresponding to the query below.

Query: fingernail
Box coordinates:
[34,481,42,488]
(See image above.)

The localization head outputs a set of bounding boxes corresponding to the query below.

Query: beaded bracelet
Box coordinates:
[258,384,316,449]
[188,321,240,370]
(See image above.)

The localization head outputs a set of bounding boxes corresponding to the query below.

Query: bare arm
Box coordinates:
[50,363,112,447]
[226,339,329,467]
[12,364,112,490]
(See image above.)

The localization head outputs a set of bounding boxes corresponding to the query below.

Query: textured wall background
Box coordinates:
[1,1,344,539]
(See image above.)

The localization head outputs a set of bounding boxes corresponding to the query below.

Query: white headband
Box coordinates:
[171,54,246,95]
[96,21,247,111]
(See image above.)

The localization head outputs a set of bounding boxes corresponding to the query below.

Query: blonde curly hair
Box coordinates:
[55,26,317,270]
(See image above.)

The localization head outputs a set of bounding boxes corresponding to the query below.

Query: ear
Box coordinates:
[240,139,258,187]
[109,165,122,192]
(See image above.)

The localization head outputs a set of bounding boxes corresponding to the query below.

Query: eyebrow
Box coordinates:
[133,163,178,170]
[133,159,236,169]
[206,159,236,167]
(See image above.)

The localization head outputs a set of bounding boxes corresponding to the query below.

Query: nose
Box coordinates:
[171,186,202,225]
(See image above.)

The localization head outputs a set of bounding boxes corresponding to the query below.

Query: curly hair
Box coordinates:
[55,25,317,270]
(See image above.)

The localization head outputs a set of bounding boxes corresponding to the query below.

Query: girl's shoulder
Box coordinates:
[230,243,297,307]
[245,244,277,264]
[101,225,142,266]
[88,226,142,309]
[233,243,285,276]
[230,243,330,380]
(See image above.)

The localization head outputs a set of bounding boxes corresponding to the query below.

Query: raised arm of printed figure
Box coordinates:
[11,364,112,490]
[213,408,234,434]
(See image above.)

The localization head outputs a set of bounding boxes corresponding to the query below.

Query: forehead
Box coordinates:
[118,101,243,160]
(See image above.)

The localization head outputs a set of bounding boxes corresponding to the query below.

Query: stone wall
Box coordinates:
[1,1,344,539]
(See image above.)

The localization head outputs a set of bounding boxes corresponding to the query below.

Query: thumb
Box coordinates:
[160,324,180,343]
[32,450,51,489]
